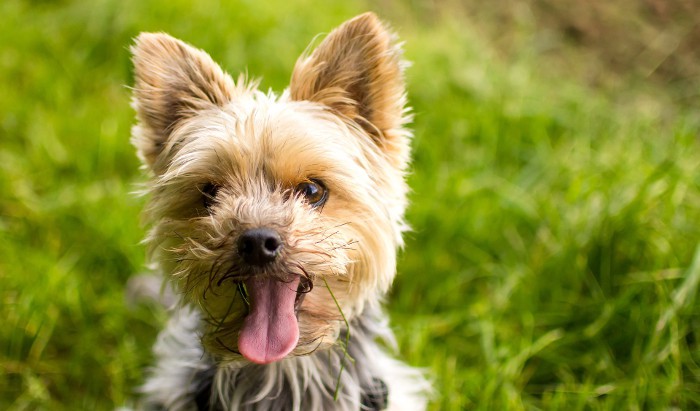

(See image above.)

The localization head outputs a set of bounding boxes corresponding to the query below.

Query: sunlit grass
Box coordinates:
[2,1,700,410]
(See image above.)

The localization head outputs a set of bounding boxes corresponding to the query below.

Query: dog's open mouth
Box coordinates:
[237,275,311,364]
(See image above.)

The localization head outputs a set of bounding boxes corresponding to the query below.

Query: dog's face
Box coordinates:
[131,13,410,364]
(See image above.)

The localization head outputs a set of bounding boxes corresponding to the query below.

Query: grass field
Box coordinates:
[2,0,700,409]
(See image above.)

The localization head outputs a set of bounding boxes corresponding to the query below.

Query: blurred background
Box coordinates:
[2,0,700,409]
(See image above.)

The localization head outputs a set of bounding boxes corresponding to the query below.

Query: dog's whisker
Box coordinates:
[215,337,241,355]
[296,336,325,357]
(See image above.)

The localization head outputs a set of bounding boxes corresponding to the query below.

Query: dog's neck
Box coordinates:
[192,306,390,411]
[200,303,390,411]
[141,302,395,411]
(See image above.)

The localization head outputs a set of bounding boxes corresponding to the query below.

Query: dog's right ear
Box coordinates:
[131,33,235,169]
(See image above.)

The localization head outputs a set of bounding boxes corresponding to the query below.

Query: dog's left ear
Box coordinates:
[290,13,409,167]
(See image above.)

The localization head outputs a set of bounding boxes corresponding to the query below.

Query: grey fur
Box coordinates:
[138,302,429,411]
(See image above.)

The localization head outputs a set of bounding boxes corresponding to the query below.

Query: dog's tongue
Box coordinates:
[238,276,300,364]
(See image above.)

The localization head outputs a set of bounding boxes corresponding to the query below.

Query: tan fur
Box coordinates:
[131,33,247,169]
[290,13,411,169]
[130,12,424,409]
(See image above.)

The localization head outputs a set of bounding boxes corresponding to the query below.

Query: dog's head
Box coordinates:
[131,13,410,364]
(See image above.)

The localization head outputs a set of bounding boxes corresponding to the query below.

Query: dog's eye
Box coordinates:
[201,183,220,209]
[295,179,328,208]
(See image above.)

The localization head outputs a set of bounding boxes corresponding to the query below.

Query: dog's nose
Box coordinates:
[238,228,282,265]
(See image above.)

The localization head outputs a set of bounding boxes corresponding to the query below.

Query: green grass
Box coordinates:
[2,1,700,410]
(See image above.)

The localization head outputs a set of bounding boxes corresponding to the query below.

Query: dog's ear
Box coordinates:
[290,13,410,167]
[131,33,235,169]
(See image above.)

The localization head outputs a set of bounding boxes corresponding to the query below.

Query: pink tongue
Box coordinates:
[238,277,300,364]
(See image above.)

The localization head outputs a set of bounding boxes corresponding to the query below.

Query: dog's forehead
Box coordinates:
[167,99,381,193]
[219,101,370,181]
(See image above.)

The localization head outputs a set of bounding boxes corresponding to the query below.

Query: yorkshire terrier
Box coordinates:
[129,12,429,411]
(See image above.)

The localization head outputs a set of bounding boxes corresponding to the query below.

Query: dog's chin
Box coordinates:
[237,274,311,364]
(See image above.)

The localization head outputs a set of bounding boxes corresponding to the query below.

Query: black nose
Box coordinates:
[238,228,282,265]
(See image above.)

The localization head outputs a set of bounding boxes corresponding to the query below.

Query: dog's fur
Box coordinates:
[129,13,429,410]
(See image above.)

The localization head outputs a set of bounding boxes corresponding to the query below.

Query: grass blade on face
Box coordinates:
[323,276,354,401]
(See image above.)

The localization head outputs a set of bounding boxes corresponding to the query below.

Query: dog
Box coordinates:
[129,12,429,411]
